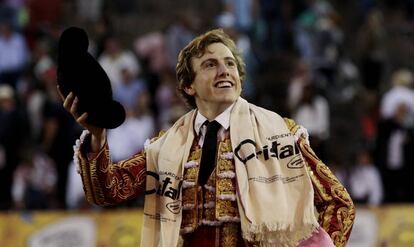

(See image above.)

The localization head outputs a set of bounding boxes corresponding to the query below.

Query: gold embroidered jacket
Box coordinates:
[76,119,355,247]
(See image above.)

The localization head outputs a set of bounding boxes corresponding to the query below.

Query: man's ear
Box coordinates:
[184,85,195,96]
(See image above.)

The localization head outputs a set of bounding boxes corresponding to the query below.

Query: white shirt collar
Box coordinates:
[194,103,234,135]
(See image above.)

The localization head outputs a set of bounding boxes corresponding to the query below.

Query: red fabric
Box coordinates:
[182,226,217,247]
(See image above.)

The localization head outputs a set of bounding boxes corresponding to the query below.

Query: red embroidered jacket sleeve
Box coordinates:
[76,132,147,206]
[284,118,355,247]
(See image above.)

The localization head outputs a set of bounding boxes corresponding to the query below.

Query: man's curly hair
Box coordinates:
[176,29,246,108]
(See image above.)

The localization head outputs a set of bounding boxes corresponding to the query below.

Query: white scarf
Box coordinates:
[141,98,318,247]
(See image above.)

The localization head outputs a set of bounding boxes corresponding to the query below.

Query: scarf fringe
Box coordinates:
[242,222,319,247]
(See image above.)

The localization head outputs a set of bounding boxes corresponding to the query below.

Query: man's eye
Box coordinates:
[227,61,236,67]
[206,62,215,68]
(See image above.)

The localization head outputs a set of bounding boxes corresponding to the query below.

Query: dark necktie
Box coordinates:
[198,120,221,186]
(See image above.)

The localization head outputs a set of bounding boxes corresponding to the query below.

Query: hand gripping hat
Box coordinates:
[57,26,125,129]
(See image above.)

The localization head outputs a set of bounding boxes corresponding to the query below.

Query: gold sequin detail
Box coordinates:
[205,189,215,202]
[217,179,234,193]
[184,167,199,181]
[205,208,216,221]
[218,159,233,173]
[219,139,232,153]
[188,148,202,161]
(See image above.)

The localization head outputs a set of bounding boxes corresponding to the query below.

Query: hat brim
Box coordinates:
[87,100,126,129]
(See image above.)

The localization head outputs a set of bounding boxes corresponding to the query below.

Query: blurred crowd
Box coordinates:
[0,0,414,211]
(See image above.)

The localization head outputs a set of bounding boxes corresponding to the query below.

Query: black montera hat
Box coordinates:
[57,26,125,129]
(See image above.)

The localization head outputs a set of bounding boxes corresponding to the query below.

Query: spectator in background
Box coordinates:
[222,0,257,35]
[98,35,140,90]
[0,21,29,88]
[376,101,414,202]
[12,147,57,210]
[39,66,80,208]
[354,8,387,92]
[164,13,195,71]
[108,90,155,162]
[25,0,61,49]
[293,0,343,88]
[22,38,55,141]
[0,84,28,210]
[113,67,147,111]
[134,30,169,110]
[134,31,168,75]
[258,0,292,52]
[380,69,414,125]
[287,59,312,112]
[155,68,187,129]
[291,81,330,160]
[0,0,28,30]
[75,0,103,23]
[376,69,414,202]
[347,149,383,206]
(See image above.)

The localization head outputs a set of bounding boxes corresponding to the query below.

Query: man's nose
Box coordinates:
[217,62,230,76]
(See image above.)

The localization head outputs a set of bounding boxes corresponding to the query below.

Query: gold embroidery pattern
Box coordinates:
[215,140,239,223]
[108,153,146,172]
[217,200,238,217]
[79,138,147,206]
[283,117,300,134]
[181,147,202,233]
[221,223,239,247]
[79,153,97,204]
[299,138,355,247]
[100,150,146,201]
[87,147,111,205]
[285,118,355,247]
[181,136,242,246]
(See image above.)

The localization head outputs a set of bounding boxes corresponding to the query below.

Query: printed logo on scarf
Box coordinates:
[145,171,183,214]
[234,133,304,169]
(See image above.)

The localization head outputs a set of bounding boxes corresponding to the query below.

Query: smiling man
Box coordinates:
[181,42,242,118]
[62,29,354,247]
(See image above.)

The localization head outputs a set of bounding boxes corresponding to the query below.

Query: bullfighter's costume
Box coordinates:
[74,98,355,247]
